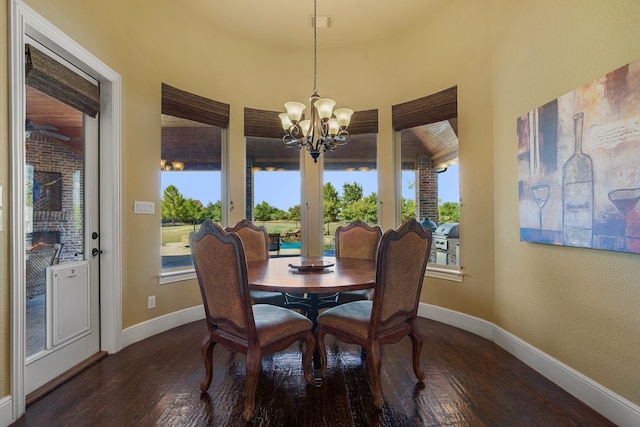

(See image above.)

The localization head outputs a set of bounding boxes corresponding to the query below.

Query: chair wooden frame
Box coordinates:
[316,219,433,408]
[190,220,315,421]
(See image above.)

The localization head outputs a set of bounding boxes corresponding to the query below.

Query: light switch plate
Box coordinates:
[134,201,155,214]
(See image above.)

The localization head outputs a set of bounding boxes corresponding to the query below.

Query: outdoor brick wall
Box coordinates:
[26,134,83,262]
[246,158,253,220]
[417,155,439,224]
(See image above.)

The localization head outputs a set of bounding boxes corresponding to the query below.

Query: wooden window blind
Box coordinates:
[25,44,100,118]
[244,108,378,138]
[392,86,457,131]
[161,83,229,128]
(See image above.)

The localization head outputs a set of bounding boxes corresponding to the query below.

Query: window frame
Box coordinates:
[159,84,229,284]
[392,87,463,282]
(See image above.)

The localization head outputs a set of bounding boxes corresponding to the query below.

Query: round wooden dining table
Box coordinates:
[247,256,375,381]
[247,256,375,325]
[247,257,375,293]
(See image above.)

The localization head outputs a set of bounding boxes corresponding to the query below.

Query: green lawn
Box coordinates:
[162,221,350,245]
[251,221,301,235]
[161,224,197,245]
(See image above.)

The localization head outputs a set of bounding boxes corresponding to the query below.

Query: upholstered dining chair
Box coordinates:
[316,218,433,408]
[225,219,286,306]
[190,220,315,421]
[334,220,382,304]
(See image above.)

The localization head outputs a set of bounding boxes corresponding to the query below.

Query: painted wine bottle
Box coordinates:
[562,112,593,247]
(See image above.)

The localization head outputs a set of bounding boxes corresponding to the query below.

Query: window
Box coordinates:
[245,108,302,256]
[323,109,379,253]
[160,84,228,279]
[323,133,378,251]
[394,86,462,276]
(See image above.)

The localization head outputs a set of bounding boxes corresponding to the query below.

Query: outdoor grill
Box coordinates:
[433,223,459,264]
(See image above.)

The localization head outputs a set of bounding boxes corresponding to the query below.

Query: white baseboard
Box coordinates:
[0,396,13,427]
[419,303,640,427]
[121,305,205,349]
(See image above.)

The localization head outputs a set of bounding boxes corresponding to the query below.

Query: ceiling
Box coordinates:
[180,0,450,49]
[26,0,458,171]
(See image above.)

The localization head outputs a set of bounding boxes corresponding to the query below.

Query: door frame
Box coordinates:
[9,0,122,420]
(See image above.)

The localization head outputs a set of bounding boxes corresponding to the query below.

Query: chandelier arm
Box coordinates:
[319,119,330,139]
[332,129,351,146]
[282,135,299,147]
[282,125,304,148]
[324,142,337,152]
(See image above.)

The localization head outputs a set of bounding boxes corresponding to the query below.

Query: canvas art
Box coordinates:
[518,59,640,254]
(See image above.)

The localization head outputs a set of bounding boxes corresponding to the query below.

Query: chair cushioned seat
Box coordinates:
[337,289,373,304]
[250,290,286,306]
[253,304,314,346]
[317,300,372,339]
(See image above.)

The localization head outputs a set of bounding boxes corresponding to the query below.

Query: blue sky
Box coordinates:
[161,163,459,210]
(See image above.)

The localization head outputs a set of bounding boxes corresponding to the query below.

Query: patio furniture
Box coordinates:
[268,233,281,257]
[25,247,57,299]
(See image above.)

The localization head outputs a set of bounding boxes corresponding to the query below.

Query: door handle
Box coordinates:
[91,248,103,257]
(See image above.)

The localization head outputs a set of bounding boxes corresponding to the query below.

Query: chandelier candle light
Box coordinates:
[279,0,354,163]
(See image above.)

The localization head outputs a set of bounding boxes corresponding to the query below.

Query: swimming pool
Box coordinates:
[278,240,335,256]
[279,241,301,249]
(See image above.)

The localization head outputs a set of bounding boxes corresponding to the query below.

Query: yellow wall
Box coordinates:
[0,0,637,409]
[491,0,640,406]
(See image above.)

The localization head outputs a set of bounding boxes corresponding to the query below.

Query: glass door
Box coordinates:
[24,46,101,395]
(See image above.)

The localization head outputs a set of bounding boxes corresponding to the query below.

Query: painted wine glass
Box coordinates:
[531,184,550,229]
[608,188,640,250]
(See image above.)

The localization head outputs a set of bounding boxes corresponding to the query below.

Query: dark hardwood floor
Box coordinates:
[12,318,614,426]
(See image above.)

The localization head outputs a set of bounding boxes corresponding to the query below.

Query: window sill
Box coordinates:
[425,265,463,282]
[159,269,196,285]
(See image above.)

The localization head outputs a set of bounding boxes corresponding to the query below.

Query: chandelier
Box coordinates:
[279,0,354,163]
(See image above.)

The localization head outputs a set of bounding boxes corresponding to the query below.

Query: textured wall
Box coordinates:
[490,0,640,405]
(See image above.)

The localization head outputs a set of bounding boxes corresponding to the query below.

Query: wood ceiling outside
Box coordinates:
[26,86,84,153]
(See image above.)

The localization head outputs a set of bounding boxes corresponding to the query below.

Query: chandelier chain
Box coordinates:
[279,0,353,163]
[313,0,318,95]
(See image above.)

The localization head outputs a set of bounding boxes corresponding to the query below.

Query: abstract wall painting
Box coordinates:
[518,58,640,254]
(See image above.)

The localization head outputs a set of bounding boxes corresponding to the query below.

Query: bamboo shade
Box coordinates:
[349,109,378,135]
[244,107,378,138]
[244,108,283,138]
[25,44,100,118]
[162,83,229,128]
[392,86,457,131]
